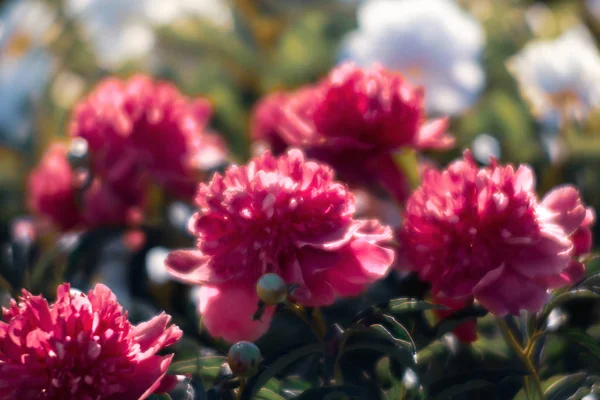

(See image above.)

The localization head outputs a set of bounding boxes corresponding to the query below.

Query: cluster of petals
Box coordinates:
[398,150,594,316]
[251,63,453,203]
[28,75,227,232]
[0,283,182,399]
[339,0,485,116]
[166,149,395,342]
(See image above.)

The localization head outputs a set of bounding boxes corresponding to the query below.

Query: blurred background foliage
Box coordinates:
[2,0,600,220]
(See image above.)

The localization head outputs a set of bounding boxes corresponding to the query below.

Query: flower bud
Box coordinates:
[67,138,89,170]
[227,341,261,377]
[256,273,287,305]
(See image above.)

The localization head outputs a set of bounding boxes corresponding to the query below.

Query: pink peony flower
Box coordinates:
[27,144,81,231]
[70,74,227,199]
[27,143,145,232]
[0,283,182,399]
[250,63,454,202]
[398,150,595,316]
[166,149,395,342]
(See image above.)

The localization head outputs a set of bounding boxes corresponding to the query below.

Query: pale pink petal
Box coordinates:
[541,186,587,234]
[514,165,535,192]
[165,249,218,284]
[414,118,454,150]
[473,266,549,315]
[510,231,572,277]
[133,313,183,359]
[198,283,275,343]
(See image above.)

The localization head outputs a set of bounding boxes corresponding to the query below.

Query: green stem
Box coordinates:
[237,378,245,400]
[497,318,545,400]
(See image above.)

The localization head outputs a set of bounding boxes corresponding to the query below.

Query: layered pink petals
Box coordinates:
[0,283,182,399]
[167,150,394,341]
[399,150,594,316]
[28,75,228,233]
[249,63,453,203]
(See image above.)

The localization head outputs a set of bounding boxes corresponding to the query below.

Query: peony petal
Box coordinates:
[514,165,535,192]
[536,260,586,289]
[132,313,183,359]
[414,118,454,150]
[510,229,572,277]
[541,186,587,234]
[198,282,275,343]
[473,266,549,315]
[107,354,173,400]
[164,249,219,284]
[349,239,395,280]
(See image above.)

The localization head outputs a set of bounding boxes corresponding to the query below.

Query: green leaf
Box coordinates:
[240,343,324,400]
[426,369,527,400]
[541,289,600,323]
[544,373,587,400]
[553,328,600,359]
[392,149,420,190]
[255,387,286,400]
[168,355,226,383]
[291,385,369,400]
[148,394,172,400]
[432,379,493,400]
[388,298,447,314]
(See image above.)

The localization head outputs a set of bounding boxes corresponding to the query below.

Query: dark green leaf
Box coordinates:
[425,368,527,399]
[432,379,493,400]
[291,385,369,400]
[255,387,286,400]
[553,328,600,359]
[429,306,488,341]
[168,355,226,383]
[240,343,324,400]
[541,289,600,323]
[388,298,447,314]
[148,394,172,400]
[545,373,587,400]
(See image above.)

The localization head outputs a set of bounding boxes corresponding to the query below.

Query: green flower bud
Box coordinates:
[256,273,287,305]
[227,341,261,377]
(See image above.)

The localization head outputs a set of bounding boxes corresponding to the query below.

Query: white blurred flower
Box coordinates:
[507,26,600,124]
[146,246,171,284]
[339,0,485,116]
[472,133,501,164]
[65,0,232,69]
[0,0,55,144]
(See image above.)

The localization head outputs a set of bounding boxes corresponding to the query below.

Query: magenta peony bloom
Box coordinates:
[250,92,291,155]
[70,75,227,199]
[27,144,81,231]
[0,283,182,399]
[27,143,145,232]
[399,150,595,316]
[250,63,453,202]
[166,149,395,342]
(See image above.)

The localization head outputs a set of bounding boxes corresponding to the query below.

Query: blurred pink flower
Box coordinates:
[250,63,453,202]
[27,143,145,232]
[0,283,182,399]
[166,149,394,342]
[398,150,594,316]
[70,74,227,199]
[251,92,291,155]
[27,144,81,231]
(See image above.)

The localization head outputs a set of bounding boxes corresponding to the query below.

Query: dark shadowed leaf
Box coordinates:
[240,343,324,400]
[544,373,587,400]
[388,298,447,314]
[425,368,527,399]
[541,290,600,324]
[291,385,369,400]
[168,355,226,384]
[553,328,600,359]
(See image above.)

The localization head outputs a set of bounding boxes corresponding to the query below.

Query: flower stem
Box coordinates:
[312,307,328,338]
[237,378,246,400]
[497,318,545,400]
